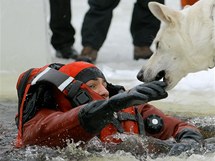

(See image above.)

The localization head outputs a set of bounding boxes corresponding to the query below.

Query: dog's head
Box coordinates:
[137,1,213,90]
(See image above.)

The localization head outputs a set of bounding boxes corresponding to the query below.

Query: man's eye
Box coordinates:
[89,84,96,89]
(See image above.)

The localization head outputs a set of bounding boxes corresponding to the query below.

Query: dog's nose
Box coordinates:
[137,69,144,81]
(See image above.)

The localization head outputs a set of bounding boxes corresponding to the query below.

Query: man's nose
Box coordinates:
[99,85,109,98]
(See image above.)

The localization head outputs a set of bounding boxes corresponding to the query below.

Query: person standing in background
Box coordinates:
[78,0,164,63]
[49,0,78,59]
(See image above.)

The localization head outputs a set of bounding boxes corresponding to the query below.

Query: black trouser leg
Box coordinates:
[49,0,75,50]
[130,0,164,47]
[81,0,120,50]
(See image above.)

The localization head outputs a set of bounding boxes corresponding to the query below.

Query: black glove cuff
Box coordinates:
[175,128,204,144]
[106,83,125,97]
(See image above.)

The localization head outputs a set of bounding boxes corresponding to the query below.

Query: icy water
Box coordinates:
[1,100,215,161]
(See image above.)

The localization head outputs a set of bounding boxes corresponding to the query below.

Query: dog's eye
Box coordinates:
[156,41,160,49]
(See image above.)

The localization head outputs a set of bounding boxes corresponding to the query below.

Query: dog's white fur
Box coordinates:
[137,0,215,90]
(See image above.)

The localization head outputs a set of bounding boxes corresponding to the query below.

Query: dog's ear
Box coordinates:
[148,2,181,26]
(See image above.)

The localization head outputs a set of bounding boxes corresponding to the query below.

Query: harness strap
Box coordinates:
[16,83,31,147]
[112,110,145,135]
[112,117,124,133]
[30,67,92,107]
[31,67,77,98]
[17,68,34,106]
[31,67,74,91]
[117,112,137,121]
[16,68,36,128]
[135,107,145,136]
[67,81,82,98]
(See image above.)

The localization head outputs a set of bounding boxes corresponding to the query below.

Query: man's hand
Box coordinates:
[168,139,202,156]
[169,129,204,156]
[108,81,168,111]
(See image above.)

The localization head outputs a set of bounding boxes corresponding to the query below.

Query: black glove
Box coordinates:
[79,100,114,133]
[108,81,168,111]
[168,139,201,156]
[79,81,168,134]
[169,129,204,156]
[106,83,125,97]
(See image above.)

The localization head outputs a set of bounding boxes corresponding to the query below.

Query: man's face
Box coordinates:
[86,78,109,99]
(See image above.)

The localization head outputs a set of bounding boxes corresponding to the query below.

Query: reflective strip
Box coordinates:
[31,66,75,92]
[58,77,74,91]
[31,67,51,85]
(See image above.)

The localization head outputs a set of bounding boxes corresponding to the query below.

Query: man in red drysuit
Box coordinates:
[15,61,203,156]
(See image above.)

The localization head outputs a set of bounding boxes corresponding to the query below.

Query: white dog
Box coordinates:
[137,0,215,90]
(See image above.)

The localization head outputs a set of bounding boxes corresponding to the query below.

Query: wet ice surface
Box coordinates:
[1,102,215,161]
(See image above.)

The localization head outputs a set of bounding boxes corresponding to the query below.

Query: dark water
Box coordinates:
[1,102,215,161]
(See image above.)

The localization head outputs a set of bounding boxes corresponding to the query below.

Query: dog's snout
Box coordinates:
[137,69,144,82]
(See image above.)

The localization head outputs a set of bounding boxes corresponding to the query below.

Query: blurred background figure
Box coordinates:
[49,0,78,59]
[181,0,198,8]
[78,0,164,63]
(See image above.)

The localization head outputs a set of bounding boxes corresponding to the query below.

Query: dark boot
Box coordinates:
[56,46,78,59]
[133,46,153,60]
[77,46,98,63]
